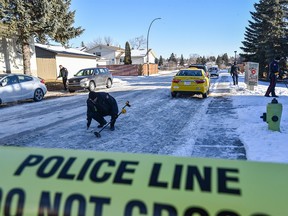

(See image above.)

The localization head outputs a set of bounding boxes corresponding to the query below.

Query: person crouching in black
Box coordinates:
[87,92,119,131]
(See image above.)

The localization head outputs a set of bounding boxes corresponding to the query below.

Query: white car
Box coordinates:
[208,67,219,77]
[0,73,47,105]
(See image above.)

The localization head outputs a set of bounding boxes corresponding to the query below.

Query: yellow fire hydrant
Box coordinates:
[260,98,282,132]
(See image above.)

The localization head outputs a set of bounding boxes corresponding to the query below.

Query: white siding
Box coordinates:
[87,45,158,65]
[131,57,144,64]
[0,38,37,75]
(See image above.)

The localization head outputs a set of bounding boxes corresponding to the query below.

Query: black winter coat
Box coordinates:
[59,67,68,78]
[230,65,239,75]
[269,60,279,79]
[87,92,118,125]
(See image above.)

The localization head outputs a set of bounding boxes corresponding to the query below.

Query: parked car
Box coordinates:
[171,68,210,98]
[189,64,209,77]
[208,66,219,77]
[0,73,47,105]
[67,67,113,93]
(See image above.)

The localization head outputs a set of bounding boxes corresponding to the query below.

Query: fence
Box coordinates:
[106,64,158,76]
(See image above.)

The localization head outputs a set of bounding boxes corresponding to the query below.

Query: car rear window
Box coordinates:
[98,68,107,74]
[177,70,202,76]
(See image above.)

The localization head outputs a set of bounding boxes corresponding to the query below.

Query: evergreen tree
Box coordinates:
[179,54,185,66]
[196,56,201,64]
[222,53,229,65]
[124,41,132,65]
[0,0,84,75]
[240,0,288,77]
[168,53,177,64]
[216,55,222,66]
[158,55,163,66]
[154,58,159,64]
[196,56,207,64]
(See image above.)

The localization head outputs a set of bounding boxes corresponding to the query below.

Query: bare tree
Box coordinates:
[86,36,115,49]
[104,36,113,46]
[86,37,103,49]
[129,35,146,49]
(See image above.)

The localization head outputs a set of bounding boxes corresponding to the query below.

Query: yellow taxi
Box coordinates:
[171,67,210,98]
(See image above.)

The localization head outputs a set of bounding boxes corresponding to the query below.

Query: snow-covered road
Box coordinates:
[1,70,288,163]
[0,71,226,156]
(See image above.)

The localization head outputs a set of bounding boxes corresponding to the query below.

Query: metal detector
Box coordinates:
[94,101,131,138]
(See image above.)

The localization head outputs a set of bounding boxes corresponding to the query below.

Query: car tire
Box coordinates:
[68,89,75,93]
[33,88,44,102]
[202,92,208,99]
[88,81,96,91]
[171,92,177,98]
[106,79,112,88]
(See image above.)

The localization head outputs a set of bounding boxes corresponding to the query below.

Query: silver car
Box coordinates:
[0,73,47,105]
[208,67,219,77]
[67,67,113,92]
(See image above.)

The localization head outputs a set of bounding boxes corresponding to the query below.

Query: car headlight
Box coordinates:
[80,78,89,83]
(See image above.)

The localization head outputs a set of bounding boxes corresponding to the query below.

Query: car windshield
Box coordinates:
[177,70,202,76]
[75,69,93,76]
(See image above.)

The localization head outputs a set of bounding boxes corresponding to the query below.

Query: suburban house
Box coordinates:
[35,43,97,80]
[0,24,37,75]
[127,49,157,64]
[1,22,158,78]
[86,45,125,65]
[86,44,157,65]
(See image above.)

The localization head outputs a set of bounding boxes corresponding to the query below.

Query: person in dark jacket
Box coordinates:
[57,65,69,90]
[86,92,119,131]
[265,56,280,97]
[230,62,240,85]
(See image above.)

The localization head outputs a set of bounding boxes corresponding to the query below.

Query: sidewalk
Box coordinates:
[45,90,86,99]
[191,73,247,160]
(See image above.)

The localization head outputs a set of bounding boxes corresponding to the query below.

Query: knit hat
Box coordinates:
[88,92,98,100]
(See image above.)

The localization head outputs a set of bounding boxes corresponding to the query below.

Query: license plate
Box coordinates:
[184,81,191,85]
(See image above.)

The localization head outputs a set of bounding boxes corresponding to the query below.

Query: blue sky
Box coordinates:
[69,0,258,59]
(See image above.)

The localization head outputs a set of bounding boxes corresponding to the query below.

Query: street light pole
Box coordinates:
[147,17,161,76]
[234,51,237,62]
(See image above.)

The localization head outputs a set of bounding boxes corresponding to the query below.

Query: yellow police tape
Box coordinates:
[0,146,288,216]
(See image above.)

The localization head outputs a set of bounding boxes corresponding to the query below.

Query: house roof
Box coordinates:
[35,43,96,57]
[131,49,147,57]
[87,44,124,52]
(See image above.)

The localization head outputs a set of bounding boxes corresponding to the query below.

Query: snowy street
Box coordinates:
[0,70,287,163]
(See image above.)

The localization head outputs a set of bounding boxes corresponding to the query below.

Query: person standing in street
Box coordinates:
[86,92,119,131]
[57,65,69,90]
[230,62,240,85]
[265,56,280,97]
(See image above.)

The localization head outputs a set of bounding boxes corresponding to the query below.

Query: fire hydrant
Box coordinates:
[260,98,282,132]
